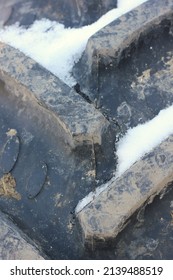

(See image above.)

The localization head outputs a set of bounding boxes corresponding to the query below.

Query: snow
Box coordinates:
[0,0,148,86]
[1,0,173,213]
[116,106,173,176]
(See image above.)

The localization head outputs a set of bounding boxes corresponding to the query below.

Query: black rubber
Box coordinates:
[0,0,173,260]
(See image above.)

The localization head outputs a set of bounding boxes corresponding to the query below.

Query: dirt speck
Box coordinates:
[137,69,151,83]
[86,170,95,177]
[170,210,173,226]
[6,129,17,137]
[67,221,73,233]
[0,173,21,200]
[54,192,63,207]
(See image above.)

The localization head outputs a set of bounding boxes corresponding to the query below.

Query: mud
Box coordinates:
[0,173,21,200]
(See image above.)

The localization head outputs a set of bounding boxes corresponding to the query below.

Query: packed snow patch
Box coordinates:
[116,105,173,176]
[0,0,148,85]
